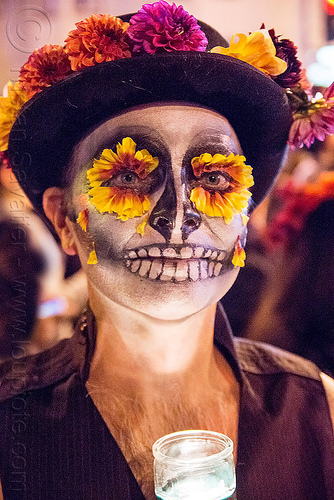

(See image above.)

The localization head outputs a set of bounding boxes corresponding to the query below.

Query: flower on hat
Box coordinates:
[0,82,28,153]
[65,14,131,71]
[127,0,207,54]
[211,29,287,77]
[264,27,302,88]
[190,152,253,224]
[288,82,334,149]
[232,236,246,267]
[19,45,72,99]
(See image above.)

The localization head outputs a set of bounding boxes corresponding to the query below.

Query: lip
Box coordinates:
[124,244,229,282]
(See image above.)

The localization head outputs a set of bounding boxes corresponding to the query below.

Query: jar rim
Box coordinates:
[152,429,233,465]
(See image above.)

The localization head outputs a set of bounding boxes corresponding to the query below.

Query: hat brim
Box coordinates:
[8,51,291,217]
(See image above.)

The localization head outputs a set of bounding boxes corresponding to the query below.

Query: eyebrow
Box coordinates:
[82,125,168,161]
[188,130,240,156]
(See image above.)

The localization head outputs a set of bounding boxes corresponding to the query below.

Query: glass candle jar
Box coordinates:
[152,430,236,500]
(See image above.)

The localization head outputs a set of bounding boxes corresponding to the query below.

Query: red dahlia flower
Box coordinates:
[264,27,302,88]
[127,0,208,54]
[19,44,72,99]
[65,14,131,71]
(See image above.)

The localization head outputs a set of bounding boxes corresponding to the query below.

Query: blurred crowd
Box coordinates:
[0,158,87,361]
[222,135,334,377]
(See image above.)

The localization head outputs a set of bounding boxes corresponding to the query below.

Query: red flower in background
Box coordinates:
[65,14,132,71]
[265,171,334,249]
[127,0,207,54]
[19,45,72,98]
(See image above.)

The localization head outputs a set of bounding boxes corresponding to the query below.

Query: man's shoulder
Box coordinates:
[234,337,321,380]
[0,337,77,403]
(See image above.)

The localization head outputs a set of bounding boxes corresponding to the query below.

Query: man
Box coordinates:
[0,2,333,498]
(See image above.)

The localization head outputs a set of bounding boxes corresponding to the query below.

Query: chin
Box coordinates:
[118,268,239,321]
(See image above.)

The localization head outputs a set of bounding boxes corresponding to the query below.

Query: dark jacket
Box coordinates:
[0,305,333,499]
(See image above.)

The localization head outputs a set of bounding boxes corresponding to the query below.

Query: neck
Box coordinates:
[87,285,234,401]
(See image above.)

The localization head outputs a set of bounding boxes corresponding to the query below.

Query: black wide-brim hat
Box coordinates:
[8,17,292,218]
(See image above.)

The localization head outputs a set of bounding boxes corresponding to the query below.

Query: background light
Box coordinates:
[307,44,334,86]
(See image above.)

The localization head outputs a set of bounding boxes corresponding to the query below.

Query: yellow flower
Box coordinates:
[87,137,158,186]
[89,185,150,221]
[211,30,287,77]
[190,152,253,223]
[0,82,28,152]
[191,152,254,189]
[87,249,98,265]
[190,187,250,224]
[241,213,249,226]
[136,215,149,236]
[77,209,88,231]
[232,238,246,267]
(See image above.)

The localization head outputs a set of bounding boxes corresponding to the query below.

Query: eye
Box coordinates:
[200,171,231,191]
[102,169,156,194]
[121,172,137,184]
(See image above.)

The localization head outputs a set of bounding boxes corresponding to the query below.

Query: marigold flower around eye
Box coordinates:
[89,185,150,221]
[191,152,254,188]
[19,45,72,99]
[190,152,253,224]
[0,82,28,152]
[211,30,287,77]
[127,0,207,54]
[65,14,131,71]
[232,237,246,267]
[87,137,159,186]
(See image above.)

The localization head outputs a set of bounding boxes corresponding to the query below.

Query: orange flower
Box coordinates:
[190,152,253,223]
[89,185,150,221]
[86,137,158,221]
[232,237,246,267]
[65,14,131,71]
[87,137,158,186]
[0,82,28,152]
[19,45,72,99]
[77,209,89,231]
[191,152,253,188]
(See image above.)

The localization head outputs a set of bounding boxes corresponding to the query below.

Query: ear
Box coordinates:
[43,187,78,256]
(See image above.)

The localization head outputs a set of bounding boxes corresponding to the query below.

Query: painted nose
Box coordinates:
[148,186,201,241]
[181,204,202,239]
[149,207,174,240]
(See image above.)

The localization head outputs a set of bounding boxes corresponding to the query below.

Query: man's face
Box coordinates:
[68,104,250,320]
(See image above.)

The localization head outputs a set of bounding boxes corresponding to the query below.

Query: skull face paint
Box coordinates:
[68,104,251,320]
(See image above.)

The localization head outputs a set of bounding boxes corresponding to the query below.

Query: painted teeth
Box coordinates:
[123,246,228,282]
[148,247,161,257]
[125,246,226,261]
[125,257,227,282]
